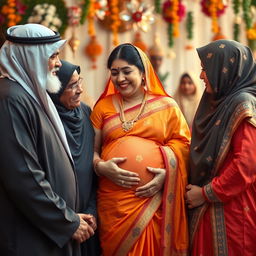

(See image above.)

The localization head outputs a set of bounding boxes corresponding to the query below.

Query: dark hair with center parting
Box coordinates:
[107,43,145,73]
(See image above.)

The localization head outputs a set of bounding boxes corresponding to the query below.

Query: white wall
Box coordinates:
[62,0,245,104]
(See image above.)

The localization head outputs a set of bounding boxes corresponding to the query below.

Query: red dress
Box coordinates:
[192,121,256,256]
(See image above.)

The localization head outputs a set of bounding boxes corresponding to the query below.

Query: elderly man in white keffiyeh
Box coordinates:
[0,24,94,256]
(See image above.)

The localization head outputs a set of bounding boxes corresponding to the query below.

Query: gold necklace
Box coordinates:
[119,93,147,132]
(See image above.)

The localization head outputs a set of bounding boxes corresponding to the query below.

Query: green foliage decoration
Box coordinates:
[80,0,90,25]
[168,23,174,48]
[232,0,241,41]
[242,0,252,29]
[186,11,193,40]
[154,0,161,14]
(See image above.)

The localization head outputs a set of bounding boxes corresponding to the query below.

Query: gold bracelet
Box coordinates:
[93,159,104,176]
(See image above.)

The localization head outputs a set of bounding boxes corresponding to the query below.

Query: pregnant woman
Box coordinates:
[91,43,190,256]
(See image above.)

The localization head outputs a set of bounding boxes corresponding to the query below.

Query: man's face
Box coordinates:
[150,55,163,72]
[46,50,62,93]
[48,50,61,75]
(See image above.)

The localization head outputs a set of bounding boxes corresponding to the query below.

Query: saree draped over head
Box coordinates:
[91,45,190,256]
[174,71,203,129]
[189,39,256,255]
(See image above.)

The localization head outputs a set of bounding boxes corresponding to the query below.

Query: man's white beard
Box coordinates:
[46,69,62,93]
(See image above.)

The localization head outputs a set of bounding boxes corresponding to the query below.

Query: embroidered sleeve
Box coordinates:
[203,183,222,202]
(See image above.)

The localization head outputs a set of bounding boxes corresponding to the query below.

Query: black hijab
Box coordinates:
[49,61,99,255]
[49,60,96,213]
[190,40,256,186]
[49,60,86,161]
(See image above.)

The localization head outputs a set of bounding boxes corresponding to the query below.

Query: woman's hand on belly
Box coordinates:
[135,167,166,197]
[98,157,141,188]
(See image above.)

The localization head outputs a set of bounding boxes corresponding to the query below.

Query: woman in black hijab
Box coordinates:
[49,60,101,256]
[186,40,256,256]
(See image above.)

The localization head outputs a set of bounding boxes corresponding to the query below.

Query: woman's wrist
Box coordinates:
[93,158,104,176]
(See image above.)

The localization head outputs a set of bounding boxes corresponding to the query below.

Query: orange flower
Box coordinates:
[15,15,22,23]
[8,14,16,20]
[7,21,16,27]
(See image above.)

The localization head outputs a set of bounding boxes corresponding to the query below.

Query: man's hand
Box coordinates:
[82,214,97,231]
[72,214,95,243]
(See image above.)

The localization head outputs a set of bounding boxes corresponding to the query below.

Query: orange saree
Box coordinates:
[91,95,190,256]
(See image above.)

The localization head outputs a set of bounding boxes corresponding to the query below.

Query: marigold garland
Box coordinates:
[87,0,96,36]
[162,0,186,48]
[209,0,218,33]
[109,0,120,45]
[200,0,227,33]
[242,0,256,51]
[0,0,26,29]
[85,35,103,69]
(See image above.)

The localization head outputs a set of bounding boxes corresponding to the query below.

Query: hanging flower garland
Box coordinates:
[68,6,82,27]
[200,0,227,33]
[243,0,256,52]
[85,0,103,68]
[162,0,186,48]
[85,35,103,69]
[0,0,26,29]
[185,11,194,50]
[80,0,91,25]
[242,0,252,29]
[186,11,193,40]
[67,6,82,56]
[22,0,68,35]
[109,0,121,45]
[119,0,155,32]
[232,0,241,41]
[87,0,96,36]
[154,0,162,14]
[247,23,256,40]
[96,0,132,33]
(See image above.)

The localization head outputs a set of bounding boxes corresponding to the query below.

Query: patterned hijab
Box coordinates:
[96,43,169,102]
[190,39,256,186]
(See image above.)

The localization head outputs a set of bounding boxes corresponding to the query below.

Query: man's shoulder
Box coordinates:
[0,77,26,100]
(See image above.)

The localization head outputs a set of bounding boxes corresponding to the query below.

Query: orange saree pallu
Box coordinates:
[94,96,190,256]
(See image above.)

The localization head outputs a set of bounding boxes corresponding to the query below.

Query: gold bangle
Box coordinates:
[93,159,104,176]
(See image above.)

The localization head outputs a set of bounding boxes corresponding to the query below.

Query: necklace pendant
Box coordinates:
[122,121,134,132]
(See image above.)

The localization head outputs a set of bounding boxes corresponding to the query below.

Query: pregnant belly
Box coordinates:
[102,136,164,189]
